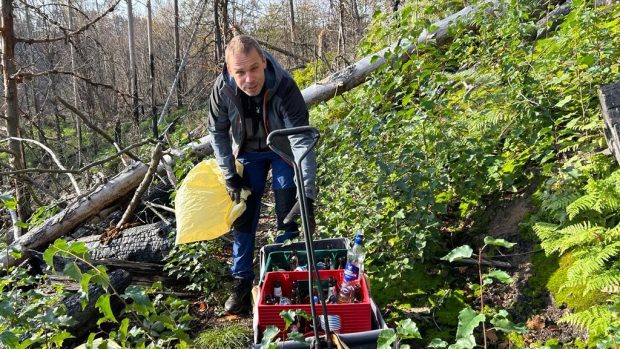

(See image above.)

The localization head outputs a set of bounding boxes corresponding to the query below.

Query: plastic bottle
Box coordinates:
[337,232,365,303]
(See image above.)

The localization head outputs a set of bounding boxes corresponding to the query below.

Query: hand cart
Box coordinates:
[250,126,393,349]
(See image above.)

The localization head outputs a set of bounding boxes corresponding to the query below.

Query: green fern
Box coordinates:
[567,242,620,282]
[560,303,618,339]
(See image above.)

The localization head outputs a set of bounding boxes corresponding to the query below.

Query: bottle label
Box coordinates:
[343,262,359,283]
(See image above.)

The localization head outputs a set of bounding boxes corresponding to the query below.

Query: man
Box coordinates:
[207,35,317,314]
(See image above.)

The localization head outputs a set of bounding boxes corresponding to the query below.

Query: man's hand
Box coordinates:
[284,198,315,233]
[225,174,247,204]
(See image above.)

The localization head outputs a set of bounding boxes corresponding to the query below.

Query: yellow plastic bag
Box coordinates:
[174,159,249,244]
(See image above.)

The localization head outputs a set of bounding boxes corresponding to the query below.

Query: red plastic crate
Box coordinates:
[258,270,371,338]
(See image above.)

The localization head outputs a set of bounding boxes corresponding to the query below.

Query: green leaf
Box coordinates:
[50,330,73,346]
[43,246,58,270]
[455,307,485,346]
[377,329,397,349]
[95,294,117,324]
[428,338,448,348]
[286,331,305,342]
[440,245,473,262]
[483,237,516,248]
[448,337,477,349]
[397,318,422,339]
[124,286,153,314]
[484,270,512,284]
[0,331,19,347]
[491,310,527,333]
[0,301,14,318]
[555,95,572,107]
[63,262,83,283]
[279,309,298,330]
[261,326,280,347]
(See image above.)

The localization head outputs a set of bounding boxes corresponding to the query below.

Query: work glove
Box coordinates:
[284,197,315,234]
[225,174,248,204]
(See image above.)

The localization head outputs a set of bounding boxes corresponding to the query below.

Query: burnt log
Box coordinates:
[78,221,173,263]
[599,82,620,165]
[63,269,131,340]
[0,163,148,270]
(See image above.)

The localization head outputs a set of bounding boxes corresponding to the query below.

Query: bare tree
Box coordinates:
[126,0,140,125]
[146,0,157,138]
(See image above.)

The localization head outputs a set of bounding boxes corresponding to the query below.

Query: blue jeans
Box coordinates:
[231,151,299,280]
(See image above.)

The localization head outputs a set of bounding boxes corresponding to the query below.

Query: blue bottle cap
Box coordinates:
[354,232,363,245]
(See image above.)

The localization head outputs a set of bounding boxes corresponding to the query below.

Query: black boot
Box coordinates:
[225,278,253,314]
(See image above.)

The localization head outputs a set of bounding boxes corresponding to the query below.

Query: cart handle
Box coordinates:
[266,126,320,166]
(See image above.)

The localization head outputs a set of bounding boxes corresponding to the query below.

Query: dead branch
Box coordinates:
[144,201,175,214]
[232,25,308,63]
[116,143,164,229]
[15,69,133,100]
[55,95,140,162]
[2,137,81,194]
[16,0,122,44]
[0,139,152,176]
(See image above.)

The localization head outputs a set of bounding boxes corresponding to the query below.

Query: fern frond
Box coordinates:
[542,192,581,215]
[567,242,620,281]
[566,194,600,220]
[585,270,620,294]
[560,305,613,337]
[605,222,620,243]
[540,222,605,254]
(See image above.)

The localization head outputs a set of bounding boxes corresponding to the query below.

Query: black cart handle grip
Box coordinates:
[267,126,320,165]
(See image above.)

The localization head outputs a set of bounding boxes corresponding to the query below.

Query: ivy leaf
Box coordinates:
[397,318,422,339]
[95,294,117,324]
[63,262,83,283]
[261,326,280,348]
[0,193,17,210]
[454,307,485,347]
[43,246,59,270]
[440,245,473,262]
[124,286,153,314]
[279,309,298,330]
[483,237,516,248]
[428,338,448,348]
[286,331,305,343]
[484,270,512,284]
[50,330,73,346]
[0,331,19,347]
[490,310,527,333]
[377,329,397,349]
[0,300,14,318]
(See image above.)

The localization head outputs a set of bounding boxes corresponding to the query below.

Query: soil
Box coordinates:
[477,190,588,347]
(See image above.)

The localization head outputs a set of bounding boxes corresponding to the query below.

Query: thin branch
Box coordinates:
[54,95,140,162]
[232,25,309,63]
[16,0,122,44]
[144,201,175,214]
[116,143,164,229]
[0,139,152,176]
[1,137,81,195]
[16,69,133,100]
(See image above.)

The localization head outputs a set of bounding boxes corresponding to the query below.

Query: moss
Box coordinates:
[194,322,252,349]
[370,263,446,308]
[434,290,467,327]
[546,254,608,312]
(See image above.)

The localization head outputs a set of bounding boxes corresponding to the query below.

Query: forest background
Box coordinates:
[1,0,620,348]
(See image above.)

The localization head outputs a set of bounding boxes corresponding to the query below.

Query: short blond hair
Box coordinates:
[225,35,264,64]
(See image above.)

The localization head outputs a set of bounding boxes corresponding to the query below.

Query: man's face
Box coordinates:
[227,48,267,97]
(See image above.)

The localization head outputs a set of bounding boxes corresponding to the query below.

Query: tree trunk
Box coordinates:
[126,0,140,125]
[0,163,148,270]
[67,0,84,167]
[146,0,157,138]
[222,0,230,41]
[1,0,29,232]
[599,82,620,165]
[62,269,132,340]
[173,0,183,107]
[288,0,296,55]
[214,0,223,62]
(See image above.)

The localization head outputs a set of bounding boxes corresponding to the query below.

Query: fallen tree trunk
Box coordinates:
[301,1,498,107]
[78,221,173,263]
[599,82,620,165]
[63,269,132,340]
[0,163,148,269]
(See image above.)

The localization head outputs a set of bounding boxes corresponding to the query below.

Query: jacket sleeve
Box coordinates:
[278,77,317,200]
[207,76,237,179]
